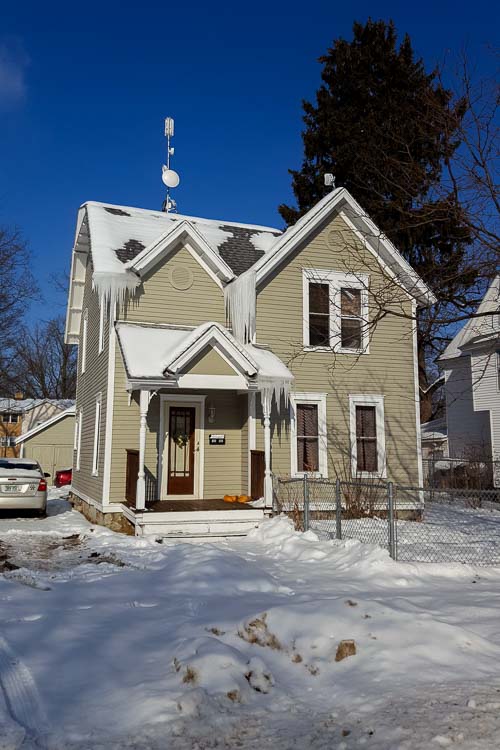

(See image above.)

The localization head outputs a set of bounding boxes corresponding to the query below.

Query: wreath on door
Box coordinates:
[173,432,189,449]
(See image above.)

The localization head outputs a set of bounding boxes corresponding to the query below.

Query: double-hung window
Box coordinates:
[291,393,328,476]
[2,413,19,424]
[98,299,107,354]
[303,269,369,353]
[349,395,386,477]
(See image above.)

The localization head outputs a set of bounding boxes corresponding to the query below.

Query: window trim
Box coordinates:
[0,436,16,447]
[75,409,83,471]
[302,268,369,354]
[81,308,88,373]
[92,394,102,477]
[290,392,328,477]
[1,413,19,424]
[349,394,386,478]
[98,299,106,354]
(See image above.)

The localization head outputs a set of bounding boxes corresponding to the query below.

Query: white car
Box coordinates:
[0,458,49,517]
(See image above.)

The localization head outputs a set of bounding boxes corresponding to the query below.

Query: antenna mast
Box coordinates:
[161,116,180,213]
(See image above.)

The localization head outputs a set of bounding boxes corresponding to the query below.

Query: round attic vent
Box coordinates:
[169,265,194,291]
[327,228,342,250]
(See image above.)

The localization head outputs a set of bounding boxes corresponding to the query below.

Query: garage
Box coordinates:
[16,406,75,483]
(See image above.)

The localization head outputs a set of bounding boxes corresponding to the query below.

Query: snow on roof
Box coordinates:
[440,276,500,361]
[80,201,282,280]
[0,398,75,414]
[420,418,448,442]
[115,321,293,400]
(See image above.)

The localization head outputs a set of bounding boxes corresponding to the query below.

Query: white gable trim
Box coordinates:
[164,323,259,378]
[254,188,435,307]
[125,220,235,288]
[15,406,76,444]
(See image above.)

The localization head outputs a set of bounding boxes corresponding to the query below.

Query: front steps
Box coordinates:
[121,505,264,539]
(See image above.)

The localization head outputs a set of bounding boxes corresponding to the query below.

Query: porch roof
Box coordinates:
[115,321,293,397]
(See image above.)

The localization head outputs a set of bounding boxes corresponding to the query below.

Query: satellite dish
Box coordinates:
[162,166,180,188]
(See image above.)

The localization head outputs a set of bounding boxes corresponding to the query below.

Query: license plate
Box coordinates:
[1,484,22,493]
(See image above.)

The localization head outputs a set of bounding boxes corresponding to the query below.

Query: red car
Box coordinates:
[55,468,72,488]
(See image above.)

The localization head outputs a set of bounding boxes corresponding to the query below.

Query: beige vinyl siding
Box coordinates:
[182,347,236,376]
[202,392,248,498]
[119,245,226,325]
[22,415,75,481]
[255,213,420,485]
[73,260,110,501]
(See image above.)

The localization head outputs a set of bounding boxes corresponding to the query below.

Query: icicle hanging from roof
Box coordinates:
[224,269,256,344]
[92,271,140,312]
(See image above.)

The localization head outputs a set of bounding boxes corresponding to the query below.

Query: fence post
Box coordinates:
[335,478,342,539]
[303,473,310,531]
[387,481,397,560]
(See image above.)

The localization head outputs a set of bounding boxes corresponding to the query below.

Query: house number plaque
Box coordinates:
[209,434,225,445]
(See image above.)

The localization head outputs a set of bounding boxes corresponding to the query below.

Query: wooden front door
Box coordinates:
[167,406,196,495]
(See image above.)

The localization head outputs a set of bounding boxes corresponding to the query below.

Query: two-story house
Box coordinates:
[439,275,500,487]
[65,188,435,536]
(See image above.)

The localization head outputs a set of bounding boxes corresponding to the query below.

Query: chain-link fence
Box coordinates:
[273,476,500,566]
[423,457,500,490]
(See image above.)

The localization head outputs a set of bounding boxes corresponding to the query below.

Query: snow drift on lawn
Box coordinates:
[1,501,500,748]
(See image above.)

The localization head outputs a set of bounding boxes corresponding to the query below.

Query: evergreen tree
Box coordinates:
[280,20,476,420]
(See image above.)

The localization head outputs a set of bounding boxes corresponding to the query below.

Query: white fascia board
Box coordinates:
[15,406,76,444]
[254,187,435,308]
[65,210,90,345]
[125,220,235,285]
[164,324,259,377]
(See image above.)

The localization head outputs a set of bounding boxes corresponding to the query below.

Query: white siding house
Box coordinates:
[439,276,500,486]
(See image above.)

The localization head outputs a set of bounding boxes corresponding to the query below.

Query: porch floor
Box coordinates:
[125,498,257,513]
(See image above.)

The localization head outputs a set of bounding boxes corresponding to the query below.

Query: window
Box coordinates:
[92,395,102,476]
[75,410,82,471]
[303,269,369,353]
[98,299,106,354]
[349,395,386,477]
[0,437,16,447]
[308,283,330,347]
[497,352,500,391]
[291,393,328,476]
[340,288,362,349]
[81,308,88,373]
[1,413,19,424]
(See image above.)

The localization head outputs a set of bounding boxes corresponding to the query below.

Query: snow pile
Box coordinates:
[2,497,500,748]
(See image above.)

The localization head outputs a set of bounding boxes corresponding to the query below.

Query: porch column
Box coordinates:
[262,391,273,510]
[136,389,149,510]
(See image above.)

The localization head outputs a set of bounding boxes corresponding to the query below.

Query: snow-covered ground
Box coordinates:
[311,502,500,565]
[1,491,500,748]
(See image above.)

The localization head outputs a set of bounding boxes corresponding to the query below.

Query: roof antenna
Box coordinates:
[324,173,335,190]
[161,117,181,213]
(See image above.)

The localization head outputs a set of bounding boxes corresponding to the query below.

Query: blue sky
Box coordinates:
[0,0,496,319]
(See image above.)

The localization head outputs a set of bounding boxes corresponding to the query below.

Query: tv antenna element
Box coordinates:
[162,116,181,213]
[324,173,335,189]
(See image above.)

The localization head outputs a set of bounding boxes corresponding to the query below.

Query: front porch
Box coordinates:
[114,320,292,538]
[122,497,265,539]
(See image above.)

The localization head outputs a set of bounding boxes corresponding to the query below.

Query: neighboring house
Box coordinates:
[15,406,76,482]
[439,275,500,486]
[65,188,435,537]
[0,398,75,458]
[420,418,448,460]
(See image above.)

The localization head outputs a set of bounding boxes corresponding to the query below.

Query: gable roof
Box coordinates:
[440,275,500,361]
[0,398,75,414]
[115,321,293,394]
[15,405,76,444]
[253,188,436,307]
[66,188,436,343]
